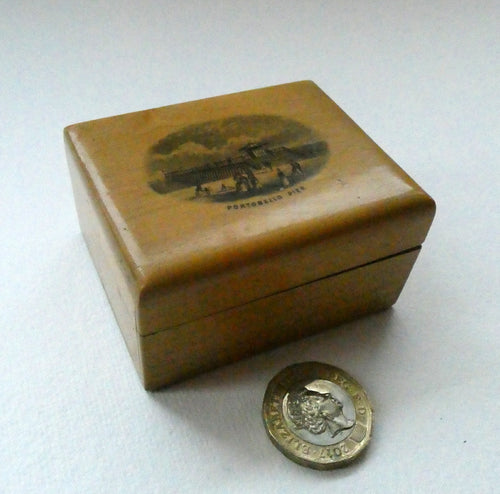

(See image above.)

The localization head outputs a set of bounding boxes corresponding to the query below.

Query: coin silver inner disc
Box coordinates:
[282,379,356,446]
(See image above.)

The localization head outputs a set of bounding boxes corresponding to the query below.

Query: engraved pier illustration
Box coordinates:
[147,115,329,203]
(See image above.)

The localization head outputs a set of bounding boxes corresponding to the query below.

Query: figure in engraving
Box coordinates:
[246,168,261,190]
[233,170,251,192]
[277,168,289,189]
[287,380,355,439]
[194,184,211,197]
[289,160,304,181]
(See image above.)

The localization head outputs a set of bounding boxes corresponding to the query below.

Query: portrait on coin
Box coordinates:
[286,379,355,441]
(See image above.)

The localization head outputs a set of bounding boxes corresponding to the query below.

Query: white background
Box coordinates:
[1,1,499,493]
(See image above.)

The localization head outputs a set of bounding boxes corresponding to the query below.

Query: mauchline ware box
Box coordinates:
[65,81,435,390]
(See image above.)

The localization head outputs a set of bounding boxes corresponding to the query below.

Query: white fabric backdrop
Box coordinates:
[1,1,498,492]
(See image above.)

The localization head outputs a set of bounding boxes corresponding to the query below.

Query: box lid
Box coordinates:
[65,81,435,336]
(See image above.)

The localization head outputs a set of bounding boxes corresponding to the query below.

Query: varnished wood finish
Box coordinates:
[65,81,435,388]
[141,248,420,390]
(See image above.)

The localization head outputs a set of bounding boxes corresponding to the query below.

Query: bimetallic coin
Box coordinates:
[262,362,373,470]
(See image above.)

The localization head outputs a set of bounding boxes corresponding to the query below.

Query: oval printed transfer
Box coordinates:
[147,115,329,203]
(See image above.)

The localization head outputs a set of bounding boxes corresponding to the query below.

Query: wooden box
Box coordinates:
[65,81,435,390]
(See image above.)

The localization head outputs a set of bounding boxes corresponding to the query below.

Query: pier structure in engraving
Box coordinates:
[158,140,327,194]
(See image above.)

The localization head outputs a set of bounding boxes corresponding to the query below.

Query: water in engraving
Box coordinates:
[283,379,356,446]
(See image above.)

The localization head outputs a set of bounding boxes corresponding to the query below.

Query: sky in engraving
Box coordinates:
[147,114,317,174]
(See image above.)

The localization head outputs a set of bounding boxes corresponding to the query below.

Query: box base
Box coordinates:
[140,247,420,389]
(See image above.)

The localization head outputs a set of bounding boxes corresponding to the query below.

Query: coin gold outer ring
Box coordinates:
[262,362,373,470]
